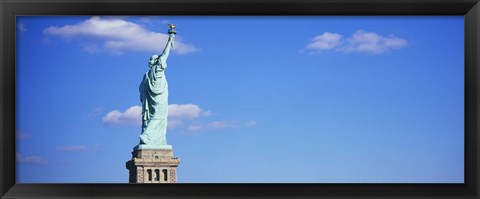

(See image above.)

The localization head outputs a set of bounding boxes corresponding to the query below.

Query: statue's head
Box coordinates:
[148,54,159,68]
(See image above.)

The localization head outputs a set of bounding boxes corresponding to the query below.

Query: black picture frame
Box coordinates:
[1,0,479,198]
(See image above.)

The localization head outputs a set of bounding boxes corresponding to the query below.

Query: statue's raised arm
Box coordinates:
[159,24,176,65]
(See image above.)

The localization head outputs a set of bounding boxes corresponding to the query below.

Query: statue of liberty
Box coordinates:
[136,24,176,150]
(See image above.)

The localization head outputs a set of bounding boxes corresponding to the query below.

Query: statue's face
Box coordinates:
[148,55,159,68]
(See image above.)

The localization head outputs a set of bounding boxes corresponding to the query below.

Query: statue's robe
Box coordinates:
[138,34,174,146]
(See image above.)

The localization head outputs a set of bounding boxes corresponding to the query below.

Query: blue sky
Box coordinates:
[16,16,464,183]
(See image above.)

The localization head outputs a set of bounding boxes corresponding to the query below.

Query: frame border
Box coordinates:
[1,0,479,198]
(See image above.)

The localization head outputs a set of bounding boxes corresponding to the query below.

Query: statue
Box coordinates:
[135,24,176,150]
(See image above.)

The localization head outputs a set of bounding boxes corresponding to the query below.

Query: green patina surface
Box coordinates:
[136,26,176,150]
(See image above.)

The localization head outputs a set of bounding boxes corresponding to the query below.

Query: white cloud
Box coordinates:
[56,145,88,152]
[201,110,213,117]
[167,119,182,129]
[103,104,254,132]
[103,106,142,126]
[187,123,203,131]
[168,103,210,119]
[44,16,199,55]
[103,104,211,127]
[17,153,47,165]
[305,32,342,50]
[207,120,256,129]
[304,29,407,54]
[207,120,241,129]
[137,17,170,28]
[342,30,407,54]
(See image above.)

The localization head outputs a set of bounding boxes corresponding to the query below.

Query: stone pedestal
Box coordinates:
[126,149,180,183]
